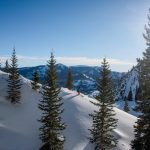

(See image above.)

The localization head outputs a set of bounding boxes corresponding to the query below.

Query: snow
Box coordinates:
[116,67,139,100]
[0,71,137,150]
[61,90,136,150]
[82,73,94,81]
[116,100,138,116]
[89,90,99,98]
[0,71,42,150]
[90,91,138,117]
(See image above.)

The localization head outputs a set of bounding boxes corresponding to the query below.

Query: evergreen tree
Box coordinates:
[135,87,142,101]
[124,99,129,112]
[4,60,10,73]
[127,88,133,101]
[124,96,127,101]
[39,52,65,150]
[7,48,21,103]
[66,68,73,90]
[131,9,150,150]
[31,70,40,90]
[89,58,118,150]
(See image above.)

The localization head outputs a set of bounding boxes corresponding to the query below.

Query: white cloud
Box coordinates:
[0,55,136,72]
[56,57,133,66]
[0,56,10,63]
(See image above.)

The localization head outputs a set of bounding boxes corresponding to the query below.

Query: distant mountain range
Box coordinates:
[19,64,125,95]
[19,64,140,100]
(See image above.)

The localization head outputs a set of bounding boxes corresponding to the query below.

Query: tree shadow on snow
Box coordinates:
[69,94,79,99]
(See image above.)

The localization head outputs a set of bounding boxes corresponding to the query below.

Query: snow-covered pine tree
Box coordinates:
[131,9,150,150]
[31,70,40,90]
[66,68,73,90]
[7,48,21,103]
[39,52,65,150]
[124,99,129,112]
[89,58,118,150]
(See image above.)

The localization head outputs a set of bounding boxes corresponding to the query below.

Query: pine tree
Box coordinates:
[39,52,65,150]
[4,60,10,73]
[131,9,150,150]
[31,70,40,90]
[135,87,142,101]
[124,99,129,112]
[127,88,133,101]
[7,48,21,103]
[66,68,73,90]
[89,58,118,150]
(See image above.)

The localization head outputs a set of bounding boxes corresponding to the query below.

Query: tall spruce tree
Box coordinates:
[66,68,73,90]
[89,58,118,150]
[39,52,65,150]
[131,9,150,150]
[31,70,40,90]
[7,48,21,103]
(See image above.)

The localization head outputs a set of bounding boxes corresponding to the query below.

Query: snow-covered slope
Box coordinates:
[0,71,42,150]
[0,71,136,150]
[116,67,139,100]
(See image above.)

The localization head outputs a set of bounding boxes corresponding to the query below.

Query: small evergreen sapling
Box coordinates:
[31,70,40,90]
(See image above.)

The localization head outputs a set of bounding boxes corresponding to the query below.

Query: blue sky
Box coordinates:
[0,0,150,71]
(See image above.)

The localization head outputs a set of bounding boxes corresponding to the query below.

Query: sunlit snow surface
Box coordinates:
[0,71,136,150]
